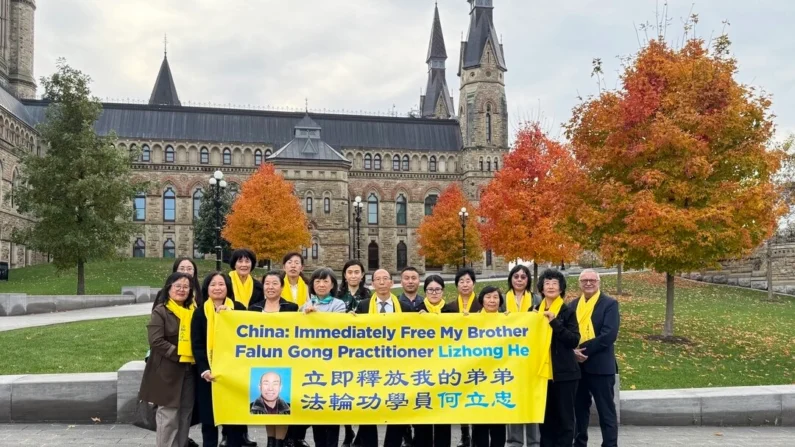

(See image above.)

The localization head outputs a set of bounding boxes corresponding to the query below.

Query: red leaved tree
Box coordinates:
[222,164,311,262]
[480,123,581,290]
[565,35,786,337]
[417,183,483,268]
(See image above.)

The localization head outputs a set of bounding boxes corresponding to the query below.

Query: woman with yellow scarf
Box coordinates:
[448,268,480,447]
[191,272,247,447]
[533,269,580,447]
[416,275,452,314]
[138,272,198,447]
[228,249,264,310]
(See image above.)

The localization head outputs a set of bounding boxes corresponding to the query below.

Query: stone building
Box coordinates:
[2,0,512,273]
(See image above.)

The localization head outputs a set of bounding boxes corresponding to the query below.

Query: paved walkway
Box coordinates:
[0,424,793,446]
[0,302,152,332]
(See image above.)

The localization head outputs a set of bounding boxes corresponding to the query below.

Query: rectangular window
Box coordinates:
[134,196,146,221]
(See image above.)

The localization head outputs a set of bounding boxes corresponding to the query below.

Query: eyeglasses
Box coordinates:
[426,288,443,294]
[579,279,599,284]
[172,285,191,291]
[513,275,528,280]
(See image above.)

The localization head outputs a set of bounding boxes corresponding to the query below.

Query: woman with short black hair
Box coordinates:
[448,268,482,313]
[535,269,580,447]
[416,275,452,314]
[228,248,264,310]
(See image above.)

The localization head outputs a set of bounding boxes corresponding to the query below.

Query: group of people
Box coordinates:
[138,250,620,447]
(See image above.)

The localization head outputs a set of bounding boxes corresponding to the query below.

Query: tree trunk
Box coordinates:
[77,259,85,295]
[616,263,623,296]
[662,272,675,337]
[533,263,539,295]
[767,239,774,301]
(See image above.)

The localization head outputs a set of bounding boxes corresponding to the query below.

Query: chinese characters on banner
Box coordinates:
[211,312,551,425]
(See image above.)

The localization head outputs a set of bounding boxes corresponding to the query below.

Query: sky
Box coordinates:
[33,0,795,141]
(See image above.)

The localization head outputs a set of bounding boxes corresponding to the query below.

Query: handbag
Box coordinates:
[133,400,158,431]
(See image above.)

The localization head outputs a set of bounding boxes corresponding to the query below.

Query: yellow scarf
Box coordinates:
[423,298,446,314]
[576,291,600,345]
[165,299,196,364]
[204,297,233,366]
[457,293,475,313]
[229,271,254,307]
[506,290,533,313]
[369,293,403,314]
[282,276,309,308]
[538,297,564,379]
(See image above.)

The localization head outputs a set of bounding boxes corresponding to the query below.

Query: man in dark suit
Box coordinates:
[354,269,413,447]
[571,269,619,447]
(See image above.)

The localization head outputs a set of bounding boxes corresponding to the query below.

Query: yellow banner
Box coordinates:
[211,311,550,425]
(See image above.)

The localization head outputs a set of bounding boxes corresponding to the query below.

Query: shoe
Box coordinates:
[283,439,294,447]
[220,435,228,447]
[294,440,310,447]
[188,438,200,447]
[267,437,276,447]
[243,433,259,447]
[274,440,285,447]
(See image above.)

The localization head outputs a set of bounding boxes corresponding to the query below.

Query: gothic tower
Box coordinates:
[458,0,507,204]
[7,0,36,98]
[419,4,454,119]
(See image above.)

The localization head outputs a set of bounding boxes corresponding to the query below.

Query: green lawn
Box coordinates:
[0,258,232,295]
[1,272,793,391]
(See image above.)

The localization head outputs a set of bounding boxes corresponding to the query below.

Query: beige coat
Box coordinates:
[138,304,194,407]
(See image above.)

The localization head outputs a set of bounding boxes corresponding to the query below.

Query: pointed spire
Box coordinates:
[149,52,181,106]
[426,3,447,63]
[460,0,506,75]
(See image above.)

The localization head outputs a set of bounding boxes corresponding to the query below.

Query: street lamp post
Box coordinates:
[458,207,469,268]
[353,196,364,260]
[208,170,227,271]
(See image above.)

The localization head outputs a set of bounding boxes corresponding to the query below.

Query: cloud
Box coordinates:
[33,0,795,139]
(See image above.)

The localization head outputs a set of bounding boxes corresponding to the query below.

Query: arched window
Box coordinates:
[364,154,372,170]
[223,148,232,165]
[324,197,331,214]
[134,193,146,221]
[424,194,438,216]
[11,168,19,209]
[163,238,176,258]
[486,104,492,144]
[163,187,176,222]
[429,156,437,172]
[402,155,410,171]
[312,242,319,260]
[229,183,239,199]
[133,238,146,258]
[479,157,484,171]
[397,241,408,270]
[368,241,379,270]
[193,189,203,221]
[165,145,175,163]
[494,159,499,171]
[367,193,378,225]
[265,149,272,158]
[130,144,139,161]
[374,154,382,170]
[395,194,407,226]
[486,249,493,267]
[306,196,313,213]
[487,158,491,171]
[142,144,151,162]
[254,150,262,165]
[200,147,209,164]
[302,247,308,259]
[392,155,400,171]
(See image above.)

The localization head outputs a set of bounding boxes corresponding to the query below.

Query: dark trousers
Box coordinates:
[460,425,470,443]
[355,425,408,447]
[539,380,577,447]
[414,424,452,447]
[288,425,309,441]
[312,425,341,447]
[212,425,245,447]
[344,425,357,445]
[574,374,618,447]
[472,424,506,447]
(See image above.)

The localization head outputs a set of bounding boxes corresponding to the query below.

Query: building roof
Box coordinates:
[21,101,464,151]
[426,4,447,63]
[460,1,507,73]
[0,84,36,128]
[269,113,350,166]
[421,70,454,119]
[149,55,181,106]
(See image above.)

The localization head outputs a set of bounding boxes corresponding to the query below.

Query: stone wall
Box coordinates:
[682,241,795,295]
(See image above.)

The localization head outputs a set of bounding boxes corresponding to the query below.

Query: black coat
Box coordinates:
[191,299,247,425]
[355,297,414,313]
[415,300,455,313]
[248,298,299,313]
[534,301,581,382]
[228,279,265,310]
[446,297,483,313]
[570,293,620,375]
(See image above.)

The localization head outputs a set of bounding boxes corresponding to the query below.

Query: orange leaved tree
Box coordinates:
[480,123,581,290]
[417,183,483,269]
[222,164,310,262]
[565,35,786,337]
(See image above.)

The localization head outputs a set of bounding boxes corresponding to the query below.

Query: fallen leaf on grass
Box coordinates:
[714,433,723,437]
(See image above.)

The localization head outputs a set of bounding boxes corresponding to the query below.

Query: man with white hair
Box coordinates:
[571,269,619,447]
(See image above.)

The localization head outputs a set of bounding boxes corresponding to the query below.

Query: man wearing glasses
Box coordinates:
[571,269,619,447]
